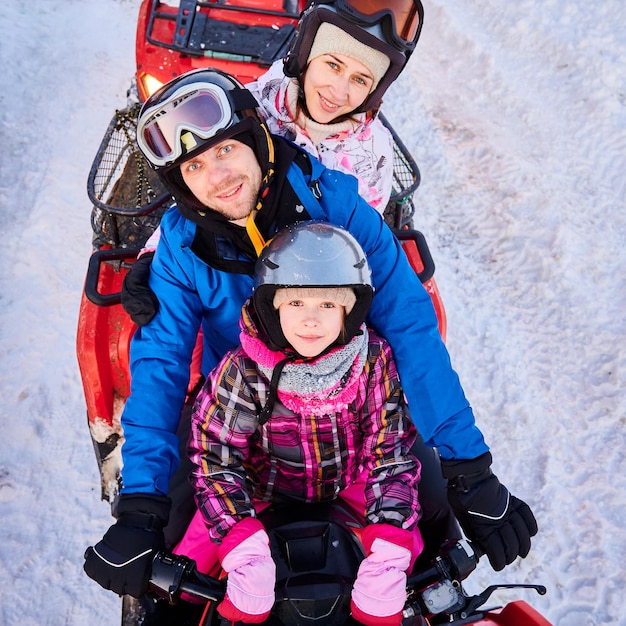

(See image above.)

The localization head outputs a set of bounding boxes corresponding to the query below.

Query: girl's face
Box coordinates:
[278,295,345,357]
[303,53,375,123]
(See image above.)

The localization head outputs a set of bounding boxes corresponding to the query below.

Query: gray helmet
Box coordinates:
[253,221,374,349]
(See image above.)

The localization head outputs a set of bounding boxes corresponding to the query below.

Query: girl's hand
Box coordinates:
[350,524,422,625]
[218,518,276,623]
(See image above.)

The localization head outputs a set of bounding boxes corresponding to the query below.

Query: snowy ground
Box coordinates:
[1,1,624,624]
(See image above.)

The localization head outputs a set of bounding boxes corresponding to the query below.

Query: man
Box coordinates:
[84,69,536,606]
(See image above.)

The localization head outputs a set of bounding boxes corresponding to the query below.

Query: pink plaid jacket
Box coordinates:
[188,306,421,541]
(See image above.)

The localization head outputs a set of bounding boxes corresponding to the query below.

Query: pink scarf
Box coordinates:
[239,324,369,416]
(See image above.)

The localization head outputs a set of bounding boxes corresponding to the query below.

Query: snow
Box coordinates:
[0,0,624,624]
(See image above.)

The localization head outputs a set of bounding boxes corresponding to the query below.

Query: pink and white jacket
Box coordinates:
[247,60,395,213]
[188,302,421,541]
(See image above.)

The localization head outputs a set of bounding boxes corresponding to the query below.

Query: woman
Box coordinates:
[253,0,423,211]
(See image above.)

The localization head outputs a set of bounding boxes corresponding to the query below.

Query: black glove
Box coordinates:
[84,494,171,597]
[121,251,159,327]
[441,452,537,571]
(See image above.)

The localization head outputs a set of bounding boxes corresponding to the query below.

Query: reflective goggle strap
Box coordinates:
[263,123,275,169]
[260,122,276,183]
[245,211,267,257]
[245,123,276,256]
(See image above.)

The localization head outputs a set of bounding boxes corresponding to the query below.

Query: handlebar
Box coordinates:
[407,539,479,591]
[148,542,479,607]
[148,539,546,624]
[149,552,224,604]
[404,540,546,621]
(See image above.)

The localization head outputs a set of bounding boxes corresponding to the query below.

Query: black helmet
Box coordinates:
[253,221,374,350]
[136,68,275,212]
[283,0,424,113]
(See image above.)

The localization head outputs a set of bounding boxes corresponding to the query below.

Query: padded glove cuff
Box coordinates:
[218,517,265,563]
[441,452,493,492]
[361,524,415,559]
[115,494,171,528]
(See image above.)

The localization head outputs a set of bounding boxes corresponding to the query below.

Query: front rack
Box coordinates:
[145,0,300,62]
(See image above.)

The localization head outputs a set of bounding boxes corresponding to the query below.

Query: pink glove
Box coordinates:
[217,517,276,624]
[351,524,422,626]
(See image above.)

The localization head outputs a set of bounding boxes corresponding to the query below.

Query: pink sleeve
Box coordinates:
[138,225,162,256]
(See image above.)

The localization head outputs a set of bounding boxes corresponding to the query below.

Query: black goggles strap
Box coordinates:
[335,0,422,46]
[230,87,260,113]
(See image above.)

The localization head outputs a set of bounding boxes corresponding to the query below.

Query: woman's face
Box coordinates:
[303,53,374,123]
[277,295,345,357]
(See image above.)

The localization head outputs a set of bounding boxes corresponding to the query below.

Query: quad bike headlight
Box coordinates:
[138,72,164,101]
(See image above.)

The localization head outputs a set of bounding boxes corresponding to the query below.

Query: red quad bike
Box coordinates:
[76,1,551,624]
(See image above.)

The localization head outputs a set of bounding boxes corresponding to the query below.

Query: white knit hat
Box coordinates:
[273,287,357,313]
[307,22,391,88]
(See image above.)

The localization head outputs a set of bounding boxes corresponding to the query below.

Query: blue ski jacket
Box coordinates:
[120,142,488,496]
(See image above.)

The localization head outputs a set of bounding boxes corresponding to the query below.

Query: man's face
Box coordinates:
[180,138,263,224]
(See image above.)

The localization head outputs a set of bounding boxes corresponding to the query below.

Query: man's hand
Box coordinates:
[121,251,159,326]
[441,452,537,571]
[83,494,170,597]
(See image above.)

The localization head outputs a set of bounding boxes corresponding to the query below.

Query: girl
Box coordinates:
[181,221,423,625]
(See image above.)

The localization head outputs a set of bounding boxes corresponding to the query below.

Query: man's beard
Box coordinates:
[206,174,261,222]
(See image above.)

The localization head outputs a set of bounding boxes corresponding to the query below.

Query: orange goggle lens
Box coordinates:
[338,0,423,44]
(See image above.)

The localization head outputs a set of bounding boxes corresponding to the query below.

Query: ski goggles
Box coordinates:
[331,0,424,51]
[137,82,234,168]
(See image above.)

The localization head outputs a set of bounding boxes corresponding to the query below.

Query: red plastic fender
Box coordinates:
[473,600,553,626]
